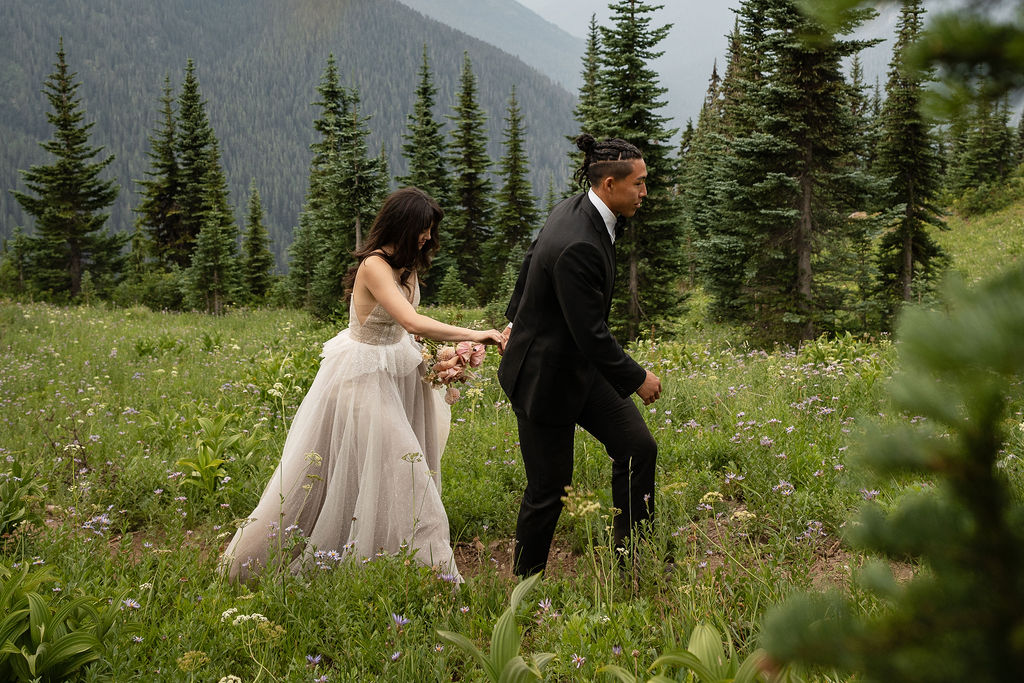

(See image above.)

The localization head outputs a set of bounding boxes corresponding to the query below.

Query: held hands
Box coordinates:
[636,370,662,405]
[498,324,511,355]
[475,329,506,347]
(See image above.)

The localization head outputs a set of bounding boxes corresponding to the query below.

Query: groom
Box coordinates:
[498,134,662,577]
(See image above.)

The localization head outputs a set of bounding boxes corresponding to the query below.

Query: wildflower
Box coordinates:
[306,654,322,669]
[132,635,144,643]
[571,653,586,668]
[391,613,410,630]
[772,480,795,496]
[612,645,622,656]
[218,677,243,683]
[699,491,723,505]
[460,606,470,614]
[538,597,552,612]
[391,651,402,662]
[434,643,444,652]
[860,488,880,501]
[176,650,210,672]
[313,676,329,683]
[122,598,141,610]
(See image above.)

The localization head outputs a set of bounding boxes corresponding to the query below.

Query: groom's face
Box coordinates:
[606,159,648,217]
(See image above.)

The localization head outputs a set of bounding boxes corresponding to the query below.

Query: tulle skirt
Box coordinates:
[220,329,459,584]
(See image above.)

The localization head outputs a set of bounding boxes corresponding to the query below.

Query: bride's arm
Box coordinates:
[358,256,503,345]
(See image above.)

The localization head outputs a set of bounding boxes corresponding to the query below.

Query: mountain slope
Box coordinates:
[395,0,585,90]
[1,0,576,265]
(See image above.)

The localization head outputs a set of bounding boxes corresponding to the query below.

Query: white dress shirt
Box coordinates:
[587,189,617,244]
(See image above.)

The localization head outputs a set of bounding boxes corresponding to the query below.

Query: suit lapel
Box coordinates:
[580,197,616,309]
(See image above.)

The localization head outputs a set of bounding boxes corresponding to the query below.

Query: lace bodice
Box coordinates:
[348,278,419,346]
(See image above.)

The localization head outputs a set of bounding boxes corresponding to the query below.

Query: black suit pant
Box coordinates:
[512,373,657,577]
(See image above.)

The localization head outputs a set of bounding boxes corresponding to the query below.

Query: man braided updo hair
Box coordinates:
[573,134,643,189]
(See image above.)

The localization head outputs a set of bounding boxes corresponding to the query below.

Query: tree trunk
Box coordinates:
[355,214,362,251]
[902,228,914,301]
[69,240,82,297]
[628,236,641,340]
[797,169,814,340]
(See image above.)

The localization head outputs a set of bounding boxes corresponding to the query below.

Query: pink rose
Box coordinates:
[456,341,486,368]
[437,346,457,362]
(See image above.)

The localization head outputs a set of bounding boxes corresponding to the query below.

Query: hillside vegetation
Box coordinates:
[1,0,576,264]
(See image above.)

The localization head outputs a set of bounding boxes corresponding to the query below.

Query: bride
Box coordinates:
[221,187,503,584]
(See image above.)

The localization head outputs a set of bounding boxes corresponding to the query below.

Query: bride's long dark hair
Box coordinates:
[344,187,442,297]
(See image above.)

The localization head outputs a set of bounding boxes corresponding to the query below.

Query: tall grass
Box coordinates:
[0,298,948,681]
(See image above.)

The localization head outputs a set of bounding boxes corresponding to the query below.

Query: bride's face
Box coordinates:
[417,225,432,251]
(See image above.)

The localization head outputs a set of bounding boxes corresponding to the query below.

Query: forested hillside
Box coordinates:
[1,0,576,265]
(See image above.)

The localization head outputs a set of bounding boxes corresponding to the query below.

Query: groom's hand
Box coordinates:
[636,370,662,405]
[498,324,512,355]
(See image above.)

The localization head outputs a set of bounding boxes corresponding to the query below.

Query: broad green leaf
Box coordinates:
[39,632,102,678]
[490,572,540,673]
[595,663,638,682]
[651,651,718,682]
[733,648,769,683]
[26,592,49,648]
[437,629,497,680]
[497,655,542,683]
[687,623,727,677]
[531,651,556,672]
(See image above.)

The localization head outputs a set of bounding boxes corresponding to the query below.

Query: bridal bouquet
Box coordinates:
[421,340,486,404]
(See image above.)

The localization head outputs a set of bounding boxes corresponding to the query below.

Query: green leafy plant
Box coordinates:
[437,572,555,681]
[0,562,124,682]
[0,461,43,538]
[176,413,241,495]
[598,622,780,683]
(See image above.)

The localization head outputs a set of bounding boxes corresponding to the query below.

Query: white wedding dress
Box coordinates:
[221,279,461,584]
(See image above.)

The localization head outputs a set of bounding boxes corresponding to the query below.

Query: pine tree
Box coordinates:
[240,179,275,303]
[705,0,875,341]
[288,56,348,308]
[874,0,946,315]
[569,14,608,180]
[10,39,124,299]
[599,0,682,338]
[446,52,494,298]
[309,88,387,320]
[175,59,218,267]
[185,138,239,314]
[135,75,182,270]
[485,87,539,301]
[398,45,449,205]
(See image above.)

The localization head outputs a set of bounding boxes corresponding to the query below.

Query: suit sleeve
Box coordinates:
[552,242,647,397]
[503,237,537,324]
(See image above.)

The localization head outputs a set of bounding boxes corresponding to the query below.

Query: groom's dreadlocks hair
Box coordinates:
[573,134,643,189]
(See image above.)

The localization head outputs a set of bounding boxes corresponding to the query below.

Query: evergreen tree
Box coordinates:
[240,179,275,303]
[874,0,946,315]
[135,75,182,270]
[175,59,219,268]
[185,138,239,314]
[569,14,608,179]
[10,39,124,299]
[288,55,348,308]
[486,87,539,300]
[446,52,494,298]
[598,0,682,338]
[705,0,875,341]
[309,89,388,320]
[398,45,449,205]
[0,227,34,296]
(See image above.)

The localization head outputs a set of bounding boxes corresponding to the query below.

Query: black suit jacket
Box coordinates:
[497,192,646,425]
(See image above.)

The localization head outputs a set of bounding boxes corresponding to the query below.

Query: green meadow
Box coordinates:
[1,203,1022,681]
